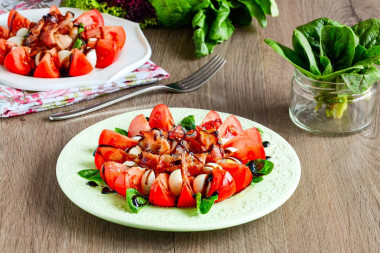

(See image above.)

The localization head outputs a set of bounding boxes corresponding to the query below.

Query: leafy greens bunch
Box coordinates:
[62,0,278,57]
[265,18,380,118]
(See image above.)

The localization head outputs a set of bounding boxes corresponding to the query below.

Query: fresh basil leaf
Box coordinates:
[78,169,104,183]
[264,39,320,80]
[126,188,148,213]
[320,25,358,70]
[256,127,264,134]
[352,18,380,49]
[250,159,274,175]
[180,115,196,131]
[292,29,321,76]
[254,0,279,17]
[115,128,128,136]
[237,0,267,28]
[196,193,218,214]
[252,177,264,183]
[341,66,380,94]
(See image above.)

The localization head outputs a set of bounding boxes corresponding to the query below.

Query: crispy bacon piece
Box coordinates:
[139,130,171,154]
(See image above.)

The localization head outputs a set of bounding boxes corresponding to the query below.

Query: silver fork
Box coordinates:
[49,55,226,121]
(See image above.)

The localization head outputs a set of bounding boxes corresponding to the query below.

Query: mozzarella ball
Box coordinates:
[141,170,155,195]
[168,169,183,196]
[16,28,29,37]
[7,36,24,47]
[193,174,208,194]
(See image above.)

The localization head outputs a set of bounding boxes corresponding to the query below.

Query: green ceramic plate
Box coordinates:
[56,108,301,231]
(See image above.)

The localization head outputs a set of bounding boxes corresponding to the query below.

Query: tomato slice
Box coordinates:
[74,9,104,30]
[0,26,9,40]
[49,5,61,15]
[201,110,222,130]
[149,104,175,132]
[217,115,243,139]
[114,167,145,197]
[98,129,139,151]
[8,10,31,34]
[100,161,128,190]
[222,128,265,164]
[177,180,196,207]
[34,51,60,78]
[0,39,9,65]
[206,169,236,203]
[94,146,132,169]
[218,163,252,193]
[127,114,151,138]
[149,173,177,207]
[95,39,120,68]
[68,48,93,76]
[83,26,126,49]
[4,47,34,75]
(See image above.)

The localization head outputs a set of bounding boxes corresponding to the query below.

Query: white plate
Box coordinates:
[56,108,301,231]
[0,8,151,91]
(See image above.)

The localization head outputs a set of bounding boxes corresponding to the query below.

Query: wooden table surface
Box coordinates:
[1,0,379,252]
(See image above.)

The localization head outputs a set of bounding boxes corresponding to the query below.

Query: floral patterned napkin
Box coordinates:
[0,1,170,117]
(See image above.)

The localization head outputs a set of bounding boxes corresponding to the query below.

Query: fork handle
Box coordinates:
[49,84,166,121]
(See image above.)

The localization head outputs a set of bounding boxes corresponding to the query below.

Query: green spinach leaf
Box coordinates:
[341,66,380,94]
[254,0,279,17]
[351,18,380,49]
[264,39,320,80]
[320,25,358,70]
[237,0,267,28]
[292,29,321,76]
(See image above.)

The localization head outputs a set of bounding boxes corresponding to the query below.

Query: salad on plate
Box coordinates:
[79,104,274,214]
[0,5,126,78]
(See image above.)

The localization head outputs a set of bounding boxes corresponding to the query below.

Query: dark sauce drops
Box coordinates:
[262,141,270,148]
[101,187,115,194]
[248,161,257,174]
[266,156,271,160]
[211,191,219,197]
[87,181,98,187]
[131,196,142,207]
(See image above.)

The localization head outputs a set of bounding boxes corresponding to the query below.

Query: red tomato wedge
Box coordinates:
[49,5,61,15]
[8,10,31,34]
[94,146,132,169]
[217,115,243,139]
[74,9,104,30]
[4,46,34,75]
[95,39,120,68]
[223,128,265,164]
[206,169,236,203]
[0,39,9,65]
[219,163,252,193]
[98,129,139,151]
[149,104,175,132]
[34,51,60,78]
[177,180,196,207]
[0,26,9,39]
[201,110,222,130]
[149,173,176,207]
[83,26,126,49]
[114,167,146,197]
[69,48,93,76]
[100,161,128,190]
[128,114,151,138]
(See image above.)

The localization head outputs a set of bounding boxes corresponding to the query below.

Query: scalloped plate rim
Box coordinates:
[56,107,301,231]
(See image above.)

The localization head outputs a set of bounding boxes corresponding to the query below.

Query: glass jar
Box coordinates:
[289,69,378,135]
